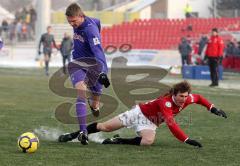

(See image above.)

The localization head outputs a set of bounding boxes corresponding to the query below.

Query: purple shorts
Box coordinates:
[68,58,104,95]
[70,69,103,95]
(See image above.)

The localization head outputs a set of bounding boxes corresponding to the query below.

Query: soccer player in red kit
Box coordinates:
[60,81,227,147]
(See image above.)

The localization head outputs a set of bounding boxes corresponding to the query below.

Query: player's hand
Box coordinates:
[98,73,110,88]
[185,138,202,148]
[38,50,42,55]
[210,107,227,118]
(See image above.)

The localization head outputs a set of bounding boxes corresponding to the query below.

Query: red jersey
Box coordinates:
[206,35,224,58]
[139,94,213,142]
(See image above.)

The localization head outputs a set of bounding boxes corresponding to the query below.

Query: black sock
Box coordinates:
[117,137,142,145]
[87,122,100,134]
[45,61,49,72]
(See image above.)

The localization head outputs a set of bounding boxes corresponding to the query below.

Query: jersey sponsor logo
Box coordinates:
[73,33,84,42]
[93,37,100,45]
[165,102,172,108]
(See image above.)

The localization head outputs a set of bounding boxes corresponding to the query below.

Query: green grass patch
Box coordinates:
[0,68,239,166]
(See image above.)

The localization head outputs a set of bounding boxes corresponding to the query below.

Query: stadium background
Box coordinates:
[0,0,240,165]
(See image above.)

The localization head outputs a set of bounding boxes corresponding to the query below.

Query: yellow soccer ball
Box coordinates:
[18,132,39,153]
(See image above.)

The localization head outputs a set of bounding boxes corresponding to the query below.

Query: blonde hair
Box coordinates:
[65,3,85,17]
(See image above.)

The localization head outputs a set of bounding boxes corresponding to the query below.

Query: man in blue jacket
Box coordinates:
[58,3,110,145]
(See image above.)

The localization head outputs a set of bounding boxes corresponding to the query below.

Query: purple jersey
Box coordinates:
[72,16,108,73]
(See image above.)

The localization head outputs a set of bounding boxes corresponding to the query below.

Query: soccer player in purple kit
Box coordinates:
[58,3,110,145]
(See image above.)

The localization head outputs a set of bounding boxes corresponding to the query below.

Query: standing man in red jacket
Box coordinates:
[58,81,227,147]
[206,28,224,87]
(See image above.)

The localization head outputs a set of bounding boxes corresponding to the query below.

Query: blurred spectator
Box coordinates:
[222,41,240,70]
[21,22,28,41]
[191,41,203,65]
[178,37,192,65]
[236,42,240,57]
[16,21,22,42]
[60,32,73,74]
[1,20,9,41]
[30,7,37,35]
[0,25,2,36]
[15,9,22,21]
[187,24,193,31]
[20,7,28,22]
[9,21,17,44]
[181,24,193,33]
[184,4,192,18]
[1,6,37,44]
[0,37,3,50]
[225,40,236,57]
[235,42,240,68]
[198,34,208,55]
[25,11,31,25]
[93,0,101,10]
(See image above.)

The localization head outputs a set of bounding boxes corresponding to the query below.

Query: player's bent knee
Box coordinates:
[75,82,87,90]
[140,138,154,146]
[98,123,113,132]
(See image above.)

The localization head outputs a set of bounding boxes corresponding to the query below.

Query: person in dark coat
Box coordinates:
[60,32,73,74]
[198,34,208,55]
[178,37,192,65]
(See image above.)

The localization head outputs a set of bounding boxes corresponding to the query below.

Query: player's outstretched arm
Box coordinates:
[185,138,202,148]
[210,107,227,118]
[190,94,227,119]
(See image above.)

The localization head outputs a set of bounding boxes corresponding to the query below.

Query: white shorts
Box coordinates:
[118,105,157,135]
